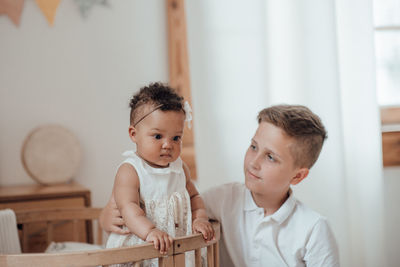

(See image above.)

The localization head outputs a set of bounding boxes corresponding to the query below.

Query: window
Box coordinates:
[373,0,400,106]
[373,0,400,167]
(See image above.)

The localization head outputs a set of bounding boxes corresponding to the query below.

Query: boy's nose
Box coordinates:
[250,160,259,170]
[250,155,262,170]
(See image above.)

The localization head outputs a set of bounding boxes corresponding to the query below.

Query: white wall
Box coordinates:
[0,1,169,207]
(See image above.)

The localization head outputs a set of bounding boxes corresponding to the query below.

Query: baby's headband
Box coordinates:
[133,101,193,129]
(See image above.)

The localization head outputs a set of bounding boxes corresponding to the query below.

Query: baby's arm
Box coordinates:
[183,162,214,241]
[114,163,173,253]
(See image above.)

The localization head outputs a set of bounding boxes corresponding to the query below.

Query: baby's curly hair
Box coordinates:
[129,82,185,125]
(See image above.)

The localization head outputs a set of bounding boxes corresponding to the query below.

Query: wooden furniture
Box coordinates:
[382,131,400,166]
[0,182,91,252]
[167,0,197,179]
[380,107,400,167]
[14,207,102,251]
[0,207,220,267]
[381,107,400,125]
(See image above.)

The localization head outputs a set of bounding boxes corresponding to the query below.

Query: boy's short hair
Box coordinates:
[258,105,327,168]
[129,82,184,125]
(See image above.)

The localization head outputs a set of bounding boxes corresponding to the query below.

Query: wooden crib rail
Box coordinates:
[0,207,221,267]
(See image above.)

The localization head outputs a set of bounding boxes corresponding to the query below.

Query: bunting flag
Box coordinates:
[35,0,61,26]
[0,0,25,26]
[0,0,111,27]
[74,0,109,18]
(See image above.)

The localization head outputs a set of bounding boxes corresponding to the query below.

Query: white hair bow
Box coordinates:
[184,101,193,129]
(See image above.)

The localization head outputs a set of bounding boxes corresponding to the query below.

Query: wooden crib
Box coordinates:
[0,207,220,267]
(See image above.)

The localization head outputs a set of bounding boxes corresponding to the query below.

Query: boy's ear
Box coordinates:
[290,168,309,185]
[128,125,137,143]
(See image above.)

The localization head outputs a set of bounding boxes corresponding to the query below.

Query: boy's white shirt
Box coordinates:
[202,182,340,267]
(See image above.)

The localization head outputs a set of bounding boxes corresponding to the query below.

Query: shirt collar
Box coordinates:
[244,188,259,211]
[244,187,297,225]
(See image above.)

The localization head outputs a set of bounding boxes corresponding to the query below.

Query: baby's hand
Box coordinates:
[192,218,214,242]
[145,228,173,254]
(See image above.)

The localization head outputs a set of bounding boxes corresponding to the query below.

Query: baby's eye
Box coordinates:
[154,134,162,140]
[173,136,181,141]
[250,144,256,150]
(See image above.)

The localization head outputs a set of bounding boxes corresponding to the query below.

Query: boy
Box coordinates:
[100,104,339,266]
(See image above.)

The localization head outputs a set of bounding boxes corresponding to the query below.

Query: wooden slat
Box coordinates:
[180,146,197,180]
[73,219,79,241]
[194,248,201,267]
[22,224,29,252]
[0,197,85,213]
[166,0,197,179]
[159,256,174,267]
[0,182,90,203]
[166,0,193,119]
[47,222,53,245]
[173,253,185,267]
[207,245,214,267]
[213,243,220,267]
[97,222,103,245]
[15,207,102,223]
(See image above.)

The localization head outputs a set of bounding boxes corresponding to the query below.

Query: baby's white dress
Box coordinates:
[106,151,193,267]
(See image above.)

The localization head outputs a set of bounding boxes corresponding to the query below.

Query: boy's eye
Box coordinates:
[154,134,162,140]
[173,136,181,141]
[250,144,256,150]
[267,153,275,162]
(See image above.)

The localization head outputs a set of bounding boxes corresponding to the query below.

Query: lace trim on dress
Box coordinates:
[143,191,192,237]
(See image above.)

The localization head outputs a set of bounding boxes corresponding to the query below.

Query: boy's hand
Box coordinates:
[99,198,130,235]
[192,218,215,242]
[145,228,173,254]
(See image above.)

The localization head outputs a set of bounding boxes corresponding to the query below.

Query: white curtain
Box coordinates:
[187,0,386,266]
